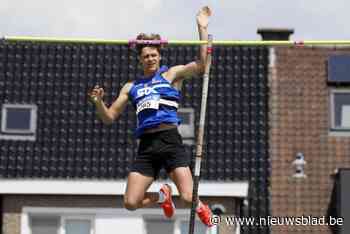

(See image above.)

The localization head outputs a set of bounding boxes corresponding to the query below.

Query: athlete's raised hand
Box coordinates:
[196,6,211,29]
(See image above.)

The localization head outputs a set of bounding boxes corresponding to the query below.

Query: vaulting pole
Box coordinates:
[188,34,213,234]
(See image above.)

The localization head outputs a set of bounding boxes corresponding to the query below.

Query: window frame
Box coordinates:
[23,209,95,234]
[22,207,220,234]
[177,108,195,145]
[329,88,350,133]
[0,103,37,141]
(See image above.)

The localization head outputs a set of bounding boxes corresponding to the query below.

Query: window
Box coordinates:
[0,104,37,140]
[22,207,223,234]
[178,108,195,145]
[28,214,94,234]
[328,55,350,83]
[179,219,210,234]
[30,216,60,234]
[64,217,93,234]
[144,217,214,234]
[145,219,174,234]
[330,89,350,132]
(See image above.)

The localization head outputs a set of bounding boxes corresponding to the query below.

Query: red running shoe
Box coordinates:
[196,203,213,227]
[160,184,175,218]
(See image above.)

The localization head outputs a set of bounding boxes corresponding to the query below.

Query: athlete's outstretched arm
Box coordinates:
[166,6,211,82]
[88,83,132,124]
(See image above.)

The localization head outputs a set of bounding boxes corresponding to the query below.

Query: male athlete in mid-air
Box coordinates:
[89,6,213,226]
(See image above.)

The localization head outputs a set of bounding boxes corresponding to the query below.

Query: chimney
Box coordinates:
[257,28,294,40]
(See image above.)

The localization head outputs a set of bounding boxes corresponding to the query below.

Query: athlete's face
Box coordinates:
[139,47,161,75]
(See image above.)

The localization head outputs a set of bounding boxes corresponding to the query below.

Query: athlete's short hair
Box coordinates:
[135,33,162,55]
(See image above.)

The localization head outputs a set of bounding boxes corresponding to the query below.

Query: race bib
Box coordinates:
[136,96,159,114]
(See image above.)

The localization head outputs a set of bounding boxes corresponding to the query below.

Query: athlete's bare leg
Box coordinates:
[124,172,159,210]
[169,166,213,226]
[168,166,194,204]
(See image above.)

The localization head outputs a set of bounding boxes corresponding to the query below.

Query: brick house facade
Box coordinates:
[269,47,350,234]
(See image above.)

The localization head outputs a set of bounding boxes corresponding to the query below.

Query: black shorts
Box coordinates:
[130,128,191,179]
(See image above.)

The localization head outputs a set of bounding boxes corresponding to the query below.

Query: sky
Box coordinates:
[0,0,349,41]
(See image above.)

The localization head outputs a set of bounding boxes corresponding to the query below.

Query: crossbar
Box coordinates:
[4,36,350,46]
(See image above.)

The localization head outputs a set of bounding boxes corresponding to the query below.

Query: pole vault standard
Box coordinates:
[5,36,350,46]
[188,34,213,234]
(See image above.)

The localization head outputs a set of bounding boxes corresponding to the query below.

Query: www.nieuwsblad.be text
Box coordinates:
[210,215,344,226]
